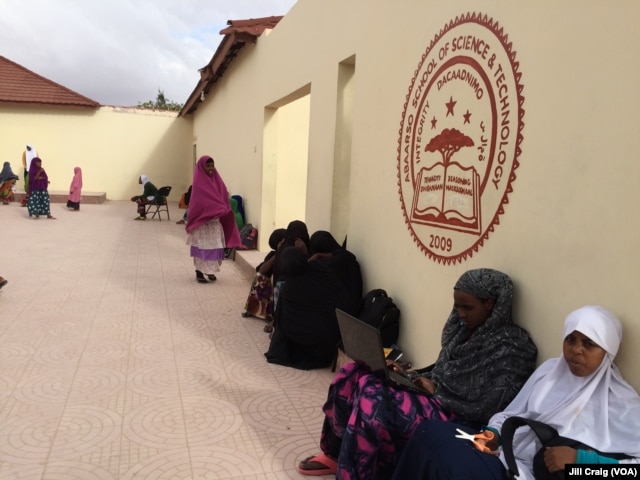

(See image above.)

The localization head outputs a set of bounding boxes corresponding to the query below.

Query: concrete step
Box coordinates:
[233,249,265,277]
[14,191,106,204]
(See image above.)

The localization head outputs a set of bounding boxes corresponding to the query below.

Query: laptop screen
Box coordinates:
[336,308,387,372]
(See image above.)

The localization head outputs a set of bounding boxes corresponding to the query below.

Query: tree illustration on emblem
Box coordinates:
[419,128,478,220]
[424,128,474,166]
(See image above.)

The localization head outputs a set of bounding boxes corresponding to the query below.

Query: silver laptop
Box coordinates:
[335,308,429,394]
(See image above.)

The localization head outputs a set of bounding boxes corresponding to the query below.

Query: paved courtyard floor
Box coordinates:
[0,200,334,480]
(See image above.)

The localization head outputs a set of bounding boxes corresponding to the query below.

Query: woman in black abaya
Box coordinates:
[265,246,352,370]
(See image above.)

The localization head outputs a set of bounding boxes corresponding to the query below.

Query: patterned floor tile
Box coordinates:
[0,202,335,478]
[0,463,47,480]
[0,342,36,368]
[50,406,123,459]
[79,339,131,366]
[41,462,117,480]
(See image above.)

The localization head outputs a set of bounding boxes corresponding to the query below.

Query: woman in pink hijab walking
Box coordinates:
[185,155,242,283]
[67,167,82,211]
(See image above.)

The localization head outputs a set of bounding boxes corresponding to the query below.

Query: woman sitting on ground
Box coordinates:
[308,230,363,315]
[0,162,19,204]
[391,305,640,480]
[264,245,353,370]
[271,220,311,308]
[241,227,287,321]
[297,268,538,479]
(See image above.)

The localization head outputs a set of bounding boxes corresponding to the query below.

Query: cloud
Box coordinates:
[0,0,296,106]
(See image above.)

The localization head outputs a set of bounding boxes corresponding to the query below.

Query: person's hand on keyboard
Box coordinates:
[412,376,436,395]
[387,362,422,381]
[386,360,409,373]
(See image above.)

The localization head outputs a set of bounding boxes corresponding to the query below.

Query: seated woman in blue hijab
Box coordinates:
[265,245,353,370]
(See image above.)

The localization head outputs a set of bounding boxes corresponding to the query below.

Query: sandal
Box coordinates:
[297,453,338,476]
[207,274,217,282]
[134,216,146,221]
[47,215,56,219]
[0,278,7,290]
[195,270,208,284]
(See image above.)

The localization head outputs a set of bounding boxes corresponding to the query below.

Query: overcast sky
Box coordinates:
[0,0,297,107]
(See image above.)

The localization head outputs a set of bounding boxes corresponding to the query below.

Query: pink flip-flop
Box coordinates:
[297,452,338,476]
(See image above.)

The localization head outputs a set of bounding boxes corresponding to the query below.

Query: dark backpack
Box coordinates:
[240,224,258,250]
[358,289,400,347]
[501,417,630,480]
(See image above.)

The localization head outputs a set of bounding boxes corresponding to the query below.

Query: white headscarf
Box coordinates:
[140,175,149,185]
[26,144,38,163]
[490,306,640,477]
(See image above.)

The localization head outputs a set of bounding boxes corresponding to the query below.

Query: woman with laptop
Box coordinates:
[390,306,640,480]
[297,268,538,479]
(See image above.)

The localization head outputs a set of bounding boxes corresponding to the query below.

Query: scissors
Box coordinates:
[454,428,495,453]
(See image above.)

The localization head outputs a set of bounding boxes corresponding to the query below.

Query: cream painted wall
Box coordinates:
[0,106,193,201]
[273,94,310,227]
[330,58,356,243]
[190,45,264,228]
[189,0,640,388]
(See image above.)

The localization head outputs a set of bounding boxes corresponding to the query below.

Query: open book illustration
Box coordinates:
[410,161,481,234]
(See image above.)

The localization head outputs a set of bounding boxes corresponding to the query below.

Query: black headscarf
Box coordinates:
[255,228,287,275]
[272,220,311,283]
[309,230,363,314]
[285,220,310,249]
[426,268,537,426]
[268,228,287,251]
[309,230,342,253]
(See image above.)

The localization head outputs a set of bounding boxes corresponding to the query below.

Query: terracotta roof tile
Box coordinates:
[219,16,283,36]
[180,16,283,116]
[0,55,100,108]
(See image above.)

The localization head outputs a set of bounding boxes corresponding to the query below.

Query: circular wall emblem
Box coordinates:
[397,12,525,264]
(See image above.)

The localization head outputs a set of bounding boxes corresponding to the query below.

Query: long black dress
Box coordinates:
[265,246,352,370]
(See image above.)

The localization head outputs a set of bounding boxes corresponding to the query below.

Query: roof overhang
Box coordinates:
[179,16,283,117]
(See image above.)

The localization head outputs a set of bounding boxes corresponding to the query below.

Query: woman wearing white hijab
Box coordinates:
[20,143,38,205]
[130,174,159,220]
[391,306,640,480]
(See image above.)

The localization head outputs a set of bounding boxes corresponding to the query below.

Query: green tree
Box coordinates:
[137,89,183,111]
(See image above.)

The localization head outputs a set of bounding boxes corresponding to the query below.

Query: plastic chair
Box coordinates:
[145,186,172,221]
